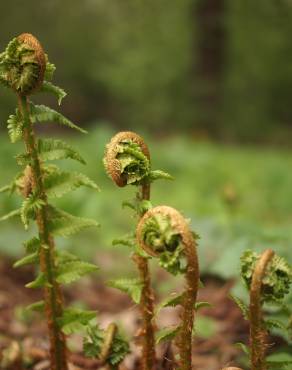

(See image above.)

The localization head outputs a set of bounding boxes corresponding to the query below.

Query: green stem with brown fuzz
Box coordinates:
[18,94,68,370]
[137,206,200,370]
[135,182,155,370]
[176,242,199,370]
[249,249,275,370]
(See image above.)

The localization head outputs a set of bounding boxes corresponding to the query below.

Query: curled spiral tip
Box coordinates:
[17,33,46,94]
[104,131,150,187]
[136,205,193,258]
[0,33,46,95]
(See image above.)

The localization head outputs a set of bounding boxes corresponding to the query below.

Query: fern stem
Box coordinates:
[135,182,156,370]
[137,206,200,370]
[249,249,274,370]
[174,215,199,370]
[18,94,68,370]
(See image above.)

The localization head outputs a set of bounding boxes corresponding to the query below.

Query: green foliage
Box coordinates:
[44,168,99,198]
[17,139,86,165]
[0,37,40,94]
[56,251,98,284]
[40,81,66,105]
[230,294,249,320]
[30,103,86,133]
[83,324,130,367]
[25,272,48,289]
[155,326,180,344]
[57,307,97,335]
[48,206,99,237]
[115,139,150,185]
[241,250,292,302]
[7,109,23,143]
[140,213,185,275]
[13,252,38,268]
[108,278,143,304]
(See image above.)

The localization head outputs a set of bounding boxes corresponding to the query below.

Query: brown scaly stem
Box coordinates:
[135,182,156,370]
[249,249,274,370]
[18,94,68,370]
[137,206,200,370]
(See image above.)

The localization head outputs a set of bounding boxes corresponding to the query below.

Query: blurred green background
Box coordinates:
[0,0,291,284]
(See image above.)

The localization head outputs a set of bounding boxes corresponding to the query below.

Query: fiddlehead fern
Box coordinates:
[0,33,46,94]
[137,206,200,370]
[104,131,172,370]
[0,34,99,370]
[240,249,292,370]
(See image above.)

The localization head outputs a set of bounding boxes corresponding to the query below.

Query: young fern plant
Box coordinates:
[103,131,172,370]
[0,34,100,370]
[83,322,130,369]
[137,206,200,370]
[231,249,292,370]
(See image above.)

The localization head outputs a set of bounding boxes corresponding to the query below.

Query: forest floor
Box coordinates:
[0,256,253,370]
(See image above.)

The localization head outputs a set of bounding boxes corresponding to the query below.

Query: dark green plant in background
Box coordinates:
[232,249,292,370]
[0,33,100,370]
[103,131,172,370]
[137,205,200,370]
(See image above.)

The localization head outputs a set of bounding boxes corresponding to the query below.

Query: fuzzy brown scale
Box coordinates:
[16,33,46,95]
[249,249,275,370]
[104,131,150,187]
[137,206,200,370]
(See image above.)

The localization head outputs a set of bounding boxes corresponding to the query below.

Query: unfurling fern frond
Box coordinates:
[83,323,130,367]
[0,33,101,370]
[241,250,292,303]
[137,206,200,370]
[239,249,292,370]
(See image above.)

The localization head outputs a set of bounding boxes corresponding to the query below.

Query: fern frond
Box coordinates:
[13,252,39,268]
[23,237,40,253]
[44,169,99,198]
[108,278,143,304]
[264,319,287,332]
[148,170,173,182]
[30,103,86,133]
[57,307,96,335]
[156,326,180,344]
[56,255,98,284]
[26,300,45,312]
[44,55,55,81]
[230,294,249,320]
[25,272,48,289]
[0,209,21,221]
[20,193,45,229]
[48,206,99,237]
[38,138,86,164]
[40,81,66,105]
[241,250,292,302]
[7,109,23,143]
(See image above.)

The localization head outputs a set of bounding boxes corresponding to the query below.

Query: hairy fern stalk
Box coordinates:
[0,34,99,370]
[104,131,172,370]
[137,206,200,370]
[232,249,292,370]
